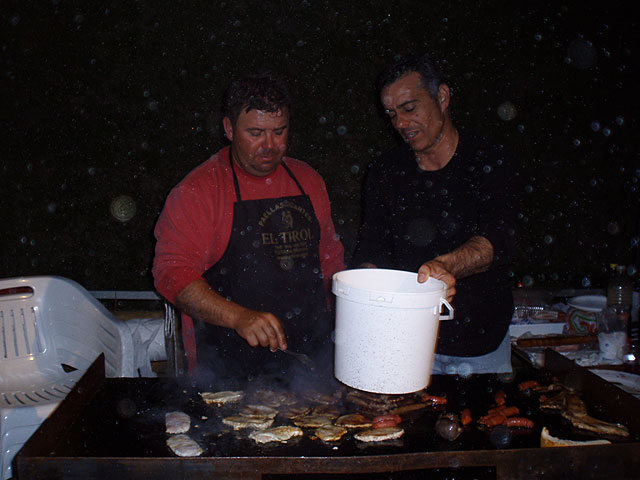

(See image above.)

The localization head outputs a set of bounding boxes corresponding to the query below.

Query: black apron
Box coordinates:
[198,153,331,379]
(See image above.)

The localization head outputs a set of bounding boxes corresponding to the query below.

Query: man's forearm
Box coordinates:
[174,278,242,329]
[434,236,494,279]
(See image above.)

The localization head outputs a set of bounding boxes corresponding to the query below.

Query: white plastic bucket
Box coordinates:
[332,269,453,394]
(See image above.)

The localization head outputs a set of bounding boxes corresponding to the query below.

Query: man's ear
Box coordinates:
[222,117,234,141]
[438,84,451,111]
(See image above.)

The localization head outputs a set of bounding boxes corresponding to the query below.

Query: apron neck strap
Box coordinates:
[228,149,306,201]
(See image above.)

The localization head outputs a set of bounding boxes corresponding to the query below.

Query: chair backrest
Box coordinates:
[0,276,134,408]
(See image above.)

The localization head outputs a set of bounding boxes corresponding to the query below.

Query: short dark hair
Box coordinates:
[223,72,291,125]
[376,53,446,102]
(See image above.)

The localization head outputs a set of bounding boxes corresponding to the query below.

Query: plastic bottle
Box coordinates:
[607,264,634,307]
[597,264,632,363]
[625,272,640,364]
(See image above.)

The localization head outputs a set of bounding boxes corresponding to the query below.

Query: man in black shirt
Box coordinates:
[352,53,520,375]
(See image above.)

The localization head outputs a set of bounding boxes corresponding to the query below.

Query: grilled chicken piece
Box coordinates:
[252,389,298,407]
[166,434,203,457]
[248,426,303,444]
[539,390,570,412]
[346,390,417,415]
[165,411,191,434]
[540,388,629,437]
[222,416,274,430]
[312,404,341,419]
[335,414,372,429]
[292,414,334,428]
[354,426,405,442]
[302,390,341,405]
[561,393,629,437]
[200,390,244,405]
[239,404,278,419]
[315,424,348,442]
[281,405,311,419]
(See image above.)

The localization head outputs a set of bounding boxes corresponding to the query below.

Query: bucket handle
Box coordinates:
[439,298,454,320]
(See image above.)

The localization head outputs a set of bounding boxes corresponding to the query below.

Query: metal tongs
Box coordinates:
[279,348,316,371]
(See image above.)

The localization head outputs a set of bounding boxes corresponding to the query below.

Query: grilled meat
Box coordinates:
[315,424,348,442]
[354,426,405,442]
[312,404,341,419]
[166,434,203,457]
[248,426,303,444]
[540,388,629,437]
[302,389,342,405]
[346,390,418,415]
[335,414,372,429]
[280,405,311,419]
[165,411,191,434]
[292,414,334,428]
[200,390,244,406]
[239,404,278,419]
[561,393,629,437]
[222,416,274,430]
[252,389,298,407]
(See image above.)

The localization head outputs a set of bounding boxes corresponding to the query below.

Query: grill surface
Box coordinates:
[16,351,640,479]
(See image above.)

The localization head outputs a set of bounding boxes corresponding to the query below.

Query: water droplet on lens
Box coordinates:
[497,101,517,121]
[110,195,137,222]
[522,275,534,287]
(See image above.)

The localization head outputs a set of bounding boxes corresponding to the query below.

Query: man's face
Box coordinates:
[381,71,448,155]
[223,108,289,177]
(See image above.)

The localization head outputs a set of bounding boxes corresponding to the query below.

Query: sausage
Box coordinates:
[460,408,472,426]
[494,390,506,406]
[373,419,400,429]
[518,380,540,391]
[488,405,519,417]
[504,417,534,428]
[372,414,402,428]
[478,414,507,427]
[422,394,447,405]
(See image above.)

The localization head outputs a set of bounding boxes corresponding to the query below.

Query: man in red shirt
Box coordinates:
[153,73,344,378]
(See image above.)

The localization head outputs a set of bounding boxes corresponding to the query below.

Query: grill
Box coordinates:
[15,350,640,479]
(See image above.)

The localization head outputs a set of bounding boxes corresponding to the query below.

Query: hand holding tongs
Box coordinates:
[278,348,316,371]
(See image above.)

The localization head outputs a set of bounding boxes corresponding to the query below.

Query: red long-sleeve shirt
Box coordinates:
[153,146,345,303]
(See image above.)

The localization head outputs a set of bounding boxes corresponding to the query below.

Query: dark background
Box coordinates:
[1,1,638,293]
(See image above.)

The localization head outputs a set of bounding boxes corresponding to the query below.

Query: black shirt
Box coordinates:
[352,130,520,356]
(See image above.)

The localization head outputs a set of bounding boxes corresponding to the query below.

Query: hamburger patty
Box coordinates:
[354,426,405,442]
[248,426,303,444]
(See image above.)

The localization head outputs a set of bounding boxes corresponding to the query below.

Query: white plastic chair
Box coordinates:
[0,276,135,480]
